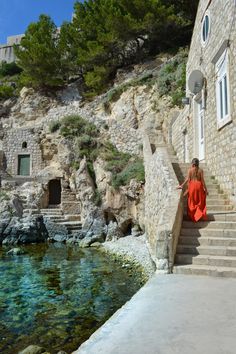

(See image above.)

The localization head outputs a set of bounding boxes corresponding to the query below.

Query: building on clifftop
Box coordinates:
[0,34,24,63]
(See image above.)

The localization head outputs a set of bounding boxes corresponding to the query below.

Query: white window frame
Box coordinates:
[201,11,211,47]
[215,50,231,129]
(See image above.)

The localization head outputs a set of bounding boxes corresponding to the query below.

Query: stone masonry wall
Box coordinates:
[170,0,236,203]
[143,133,183,272]
[3,128,44,177]
[170,106,194,163]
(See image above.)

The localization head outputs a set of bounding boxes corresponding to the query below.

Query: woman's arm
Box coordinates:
[177,169,191,189]
[201,169,208,195]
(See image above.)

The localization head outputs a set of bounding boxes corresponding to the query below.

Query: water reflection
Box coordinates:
[0,243,142,354]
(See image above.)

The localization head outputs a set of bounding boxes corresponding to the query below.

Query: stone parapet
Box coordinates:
[143,133,183,272]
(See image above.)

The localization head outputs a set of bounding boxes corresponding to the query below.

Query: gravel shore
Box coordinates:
[102,234,156,279]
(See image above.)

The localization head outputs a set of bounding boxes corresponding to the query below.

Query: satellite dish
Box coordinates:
[188,70,204,94]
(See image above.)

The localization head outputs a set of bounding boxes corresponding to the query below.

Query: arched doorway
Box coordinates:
[48,179,61,205]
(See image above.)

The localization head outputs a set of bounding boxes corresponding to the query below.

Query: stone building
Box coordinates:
[0,34,24,63]
[169,0,236,204]
[3,128,44,177]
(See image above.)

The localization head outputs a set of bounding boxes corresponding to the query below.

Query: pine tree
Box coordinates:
[15,15,64,89]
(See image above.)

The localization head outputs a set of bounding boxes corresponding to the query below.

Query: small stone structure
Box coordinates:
[3,128,44,177]
[169,0,236,205]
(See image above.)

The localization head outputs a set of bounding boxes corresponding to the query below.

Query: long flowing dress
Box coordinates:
[188,179,207,222]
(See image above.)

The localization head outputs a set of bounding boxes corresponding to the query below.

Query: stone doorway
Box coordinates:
[48,179,61,205]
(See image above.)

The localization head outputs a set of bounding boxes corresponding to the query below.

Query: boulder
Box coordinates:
[2,215,48,245]
[44,219,68,242]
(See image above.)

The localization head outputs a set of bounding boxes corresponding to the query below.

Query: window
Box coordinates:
[215,50,231,129]
[201,13,210,46]
[22,141,27,149]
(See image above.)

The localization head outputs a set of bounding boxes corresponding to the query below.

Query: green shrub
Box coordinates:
[0,85,15,100]
[111,159,145,189]
[0,191,10,201]
[49,121,61,133]
[157,48,188,107]
[92,189,102,206]
[60,114,99,138]
[0,62,22,77]
[70,161,80,170]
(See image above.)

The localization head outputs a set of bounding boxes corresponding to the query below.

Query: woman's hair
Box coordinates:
[191,158,199,167]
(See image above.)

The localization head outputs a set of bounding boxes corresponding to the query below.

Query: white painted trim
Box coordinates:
[215,50,232,130]
[201,11,211,47]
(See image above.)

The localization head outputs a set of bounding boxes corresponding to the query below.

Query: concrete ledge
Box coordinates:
[73,274,236,354]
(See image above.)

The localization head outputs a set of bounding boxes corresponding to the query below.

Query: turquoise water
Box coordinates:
[0,243,143,354]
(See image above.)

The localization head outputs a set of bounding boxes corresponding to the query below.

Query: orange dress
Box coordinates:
[187,179,207,222]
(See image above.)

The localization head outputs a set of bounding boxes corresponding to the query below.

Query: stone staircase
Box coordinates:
[40,208,82,236]
[23,206,82,235]
[171,160,236,277]
[61,189,81,216]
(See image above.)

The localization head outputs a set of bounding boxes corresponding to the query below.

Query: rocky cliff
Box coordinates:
[0,55,181,246]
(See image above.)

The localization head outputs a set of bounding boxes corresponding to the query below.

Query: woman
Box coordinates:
[177,158,208,222]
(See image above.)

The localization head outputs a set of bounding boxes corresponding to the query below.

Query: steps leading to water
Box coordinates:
[171,159,236,278]
[40,208,82,235]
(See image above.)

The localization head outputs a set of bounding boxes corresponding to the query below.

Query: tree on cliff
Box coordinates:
[14,0,199,92]
[14,15,64,89]
[61,0,197,93]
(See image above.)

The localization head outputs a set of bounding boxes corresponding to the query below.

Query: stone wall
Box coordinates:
[170,106,193,163]
[143,133,183,272]
[170,0,236,204]
[3,128,44,177]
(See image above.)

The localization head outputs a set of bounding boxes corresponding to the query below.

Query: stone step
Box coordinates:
[176,245,236,257]
[207,186,223,192]
[175,175,216,183]
[40,209,63,214]
[205,193,228,199]
[23,213,42,218]
[205,212,236,221]
[176,254,236,268]
[181,228,236,237]
[23,209,39,214]
[207,205,234,211]
[178,236,236,247]
[183,199,231,207]
[43,216,66,222]
[182,221,236,229]
[64,214,81,221]
[173,264,236,277]
[57,221,82,227]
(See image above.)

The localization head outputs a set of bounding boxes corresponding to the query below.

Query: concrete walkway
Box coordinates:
[73,274,236,354]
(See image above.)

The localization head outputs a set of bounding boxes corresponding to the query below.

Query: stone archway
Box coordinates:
[48,179,61,205]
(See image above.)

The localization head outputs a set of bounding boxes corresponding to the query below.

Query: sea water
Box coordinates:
[0,243,143,353]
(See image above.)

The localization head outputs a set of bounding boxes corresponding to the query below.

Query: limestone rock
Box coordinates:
[79,237,92,248]
[44,219,68,242]
[7,247,25,255]
[106,221,124,241]
[2,215,48,245]
[19,345,46,354]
